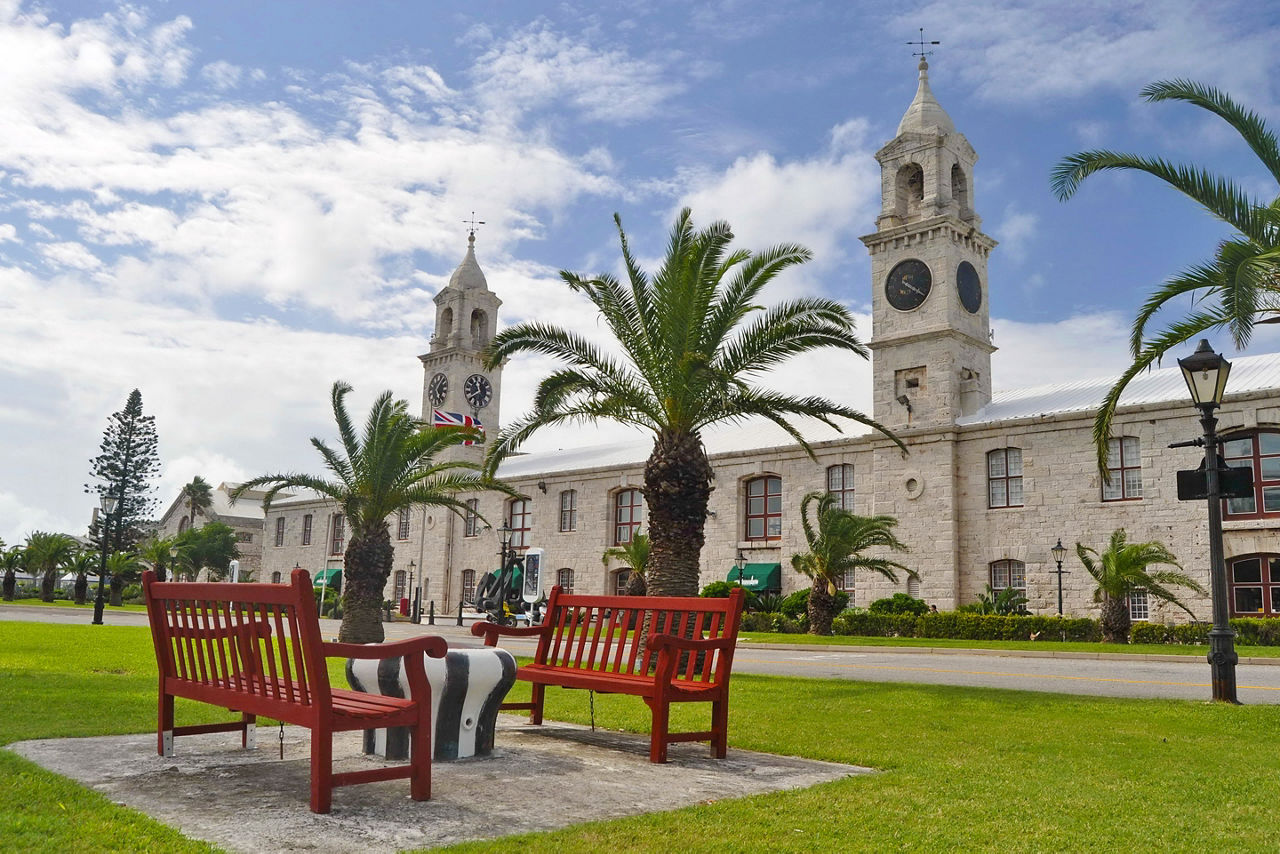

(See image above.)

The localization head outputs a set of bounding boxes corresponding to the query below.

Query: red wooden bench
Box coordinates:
[143,568,447,813]
[471,586,745,763]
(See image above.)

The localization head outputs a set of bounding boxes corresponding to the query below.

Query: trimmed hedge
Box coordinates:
[831,610,1101,642]
[1130,618,1280,646]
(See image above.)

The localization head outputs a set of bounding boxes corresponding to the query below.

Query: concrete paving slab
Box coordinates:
[10,716,868,853]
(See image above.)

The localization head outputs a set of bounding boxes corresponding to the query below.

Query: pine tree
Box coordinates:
[86,389,161,553]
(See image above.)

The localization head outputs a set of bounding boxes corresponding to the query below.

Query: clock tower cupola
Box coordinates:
[861,56,996,431]
[420,228,503,455]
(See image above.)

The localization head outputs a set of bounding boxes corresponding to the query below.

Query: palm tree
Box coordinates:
[1051,79,1280,476]
[136,536,174,583]
[179,476,214,532]
[66,551,97,605]
[1076,529,1206,644]
[602,531,651,596]
[23,531,77,602]
[484,208,903,596]
[790,492,914,635]
[1,547,23,601]
[233,381,514,644]
[106,552,143,606]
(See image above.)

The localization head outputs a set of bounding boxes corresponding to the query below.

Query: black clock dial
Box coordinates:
[463,373,492,409]
[428,373,448,406]
[957,261,982,314]
[885,259,932,311]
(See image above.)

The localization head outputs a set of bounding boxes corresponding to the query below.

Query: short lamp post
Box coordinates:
[735,548,747,587]
[91,493,118,625]
[1049,539,1068,617]
[169,545,179,582]
[1178,338,1239,704]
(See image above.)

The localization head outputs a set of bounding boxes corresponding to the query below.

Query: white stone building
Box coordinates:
[255,59,1280,624]
[155,482,267,580]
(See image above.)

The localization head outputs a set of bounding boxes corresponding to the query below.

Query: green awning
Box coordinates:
[313,568,342,587]
[727,562,781,592]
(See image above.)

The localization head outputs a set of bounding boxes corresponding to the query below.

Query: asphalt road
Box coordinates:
[6,604,1278,704]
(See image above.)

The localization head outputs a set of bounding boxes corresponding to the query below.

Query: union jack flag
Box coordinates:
[431,409,484,445]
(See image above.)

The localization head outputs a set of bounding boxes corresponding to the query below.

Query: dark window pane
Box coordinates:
[1235,587,1264,613]
[1234,559,1262,584]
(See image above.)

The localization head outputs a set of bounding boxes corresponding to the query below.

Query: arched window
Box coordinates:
[1103,436,1142,501]
[178,516,189,534]
[1228,554,1280,615]
[271,571,282,584]
[987,448,1023,508]
[1222,431,1280,518]
[896,162,924,219]
[470,309,489,346]
[951,163,969,217]
[393,570,407,601]
[557,568,575,594]
[613,489,644,545]
[461,569,477,605]
[990,559,1025,593]
[614,569,635,596]
[826,464,854,511]
[745,476,782,541]
[437,306,453,339]
[507,498,531,549]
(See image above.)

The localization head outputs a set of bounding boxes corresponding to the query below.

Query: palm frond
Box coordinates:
[1142,79,1280,185]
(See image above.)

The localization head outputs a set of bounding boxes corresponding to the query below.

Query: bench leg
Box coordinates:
[649,699,669,764]
[529,683,545,726]
[310,729,333,814]
[157,692,174,757]
[410,696,432,801]
[241,713,257,749]
[711,698,728,759]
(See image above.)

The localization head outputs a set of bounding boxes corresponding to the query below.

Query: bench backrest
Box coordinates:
[534,586,744,686]
[143,568,332,718]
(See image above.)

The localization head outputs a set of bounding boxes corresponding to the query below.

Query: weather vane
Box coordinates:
[463,211,486,238]
[907,27,940,59]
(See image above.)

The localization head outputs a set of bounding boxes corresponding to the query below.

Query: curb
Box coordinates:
[737,639,1280,666]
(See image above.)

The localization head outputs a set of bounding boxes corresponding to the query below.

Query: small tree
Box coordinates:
[602,531,651,596]
[1077,529,1206,643]
[179,476,214,531]
[106,552,143,606]
[66,551,97,605]
[173,523,239,581]
[86,389,161,554]
[24,531,77,602]
[790,492,913,635]
[1,547,24,601]
[136,536,175,583]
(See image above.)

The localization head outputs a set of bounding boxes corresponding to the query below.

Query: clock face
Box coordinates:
[463,373,492,409]
[885,259,932,311]
[957,261,982,314]
[427,373,448,406]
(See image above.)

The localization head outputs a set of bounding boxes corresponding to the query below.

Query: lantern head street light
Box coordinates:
[92,493,119,625]
[409,559,420,624]
[1177,339,1238,703]
[1049,538,1069,639]
[735,548,747,587]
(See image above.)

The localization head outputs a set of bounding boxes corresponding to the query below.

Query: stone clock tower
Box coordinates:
[419,230,503,459]
[861,57,996,431]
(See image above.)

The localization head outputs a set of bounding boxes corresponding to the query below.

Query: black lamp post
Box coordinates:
[1049,539,1068,617]
[91,493,118,625]
[409,559,420,624]
[1178,338,1239,704]
[735,548,747,587]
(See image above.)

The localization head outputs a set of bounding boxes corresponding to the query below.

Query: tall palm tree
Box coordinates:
[136,536,174,583]
[23,531,77,602]
[484,208,903,596]
[1,547,23,601]
[1051,79,1280,476]
[66,551,97,605]
[602,531,651,596]
[233,381,514,644]
[1076,529,1206,644]
[790,492,914,635]
[179,476,214,532]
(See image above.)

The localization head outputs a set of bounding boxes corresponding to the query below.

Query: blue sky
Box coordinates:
[2,0,1279,545]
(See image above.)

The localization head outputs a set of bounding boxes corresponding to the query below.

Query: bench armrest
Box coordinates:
[647,633,734,653]
[323,635,448,660]
[471,621,550,646]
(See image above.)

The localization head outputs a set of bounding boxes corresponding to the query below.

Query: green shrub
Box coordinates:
[779,589,809,618]
[833,610,917,637]
[869,593,929,616]
[753,593,783,614]
[831,610,1102,642]
[701,581,758,610]
[1131,618,1280,646]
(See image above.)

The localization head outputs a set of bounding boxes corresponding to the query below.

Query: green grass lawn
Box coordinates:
[1,620,1277,853]
[3,597,148,612]
[739,630,1280,658]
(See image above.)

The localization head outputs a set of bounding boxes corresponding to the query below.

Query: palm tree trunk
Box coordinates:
[109,576,124,607]
[41,571,56,602]
[808,578,836,635]
[338,527,393,644]
[73,574,88,605]
[643,430,712,597]
[1100,596,1131,644]
[2,570,14,601]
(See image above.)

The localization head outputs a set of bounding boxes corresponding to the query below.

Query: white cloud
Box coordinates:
[0,223,15,242]
[993,204,1038,264]
[39,240,101,270]
[200,60,242,90]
